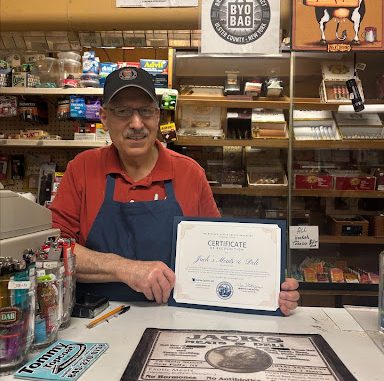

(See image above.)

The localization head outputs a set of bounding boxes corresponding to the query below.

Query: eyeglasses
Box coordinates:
[108,106,159,118]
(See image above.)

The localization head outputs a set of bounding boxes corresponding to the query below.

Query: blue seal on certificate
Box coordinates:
[216,282,233,300]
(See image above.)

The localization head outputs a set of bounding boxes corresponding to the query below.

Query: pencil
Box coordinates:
[86,305,130,329]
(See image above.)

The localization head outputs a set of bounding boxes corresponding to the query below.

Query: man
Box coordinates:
[50,67,299,315]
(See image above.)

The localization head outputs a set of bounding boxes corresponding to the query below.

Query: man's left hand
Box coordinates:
[279,278,300,316]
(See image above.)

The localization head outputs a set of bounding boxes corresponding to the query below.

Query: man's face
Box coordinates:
[100,87,160,160]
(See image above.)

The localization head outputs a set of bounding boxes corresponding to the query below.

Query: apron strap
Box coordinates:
[164,180,176,200]
[105,174,116,201]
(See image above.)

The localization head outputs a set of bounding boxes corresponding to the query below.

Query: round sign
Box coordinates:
[210,0,271,45]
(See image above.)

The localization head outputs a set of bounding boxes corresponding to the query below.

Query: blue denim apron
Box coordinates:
[77,174,183,301]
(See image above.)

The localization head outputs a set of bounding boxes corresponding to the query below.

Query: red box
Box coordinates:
[334,176,376,191]
[294,173,333,189]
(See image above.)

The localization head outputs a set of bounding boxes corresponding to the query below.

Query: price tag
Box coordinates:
[8,281,31,290]
[36,269,46,277]
[289,226,319,249]
[43,261,58,269]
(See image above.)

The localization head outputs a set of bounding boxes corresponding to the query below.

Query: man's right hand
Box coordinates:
[122,260,176,304]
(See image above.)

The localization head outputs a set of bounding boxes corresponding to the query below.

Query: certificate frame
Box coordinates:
[168,217,286,316]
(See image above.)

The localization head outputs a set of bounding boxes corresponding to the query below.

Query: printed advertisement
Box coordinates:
[201,0,281,54]
[292,0,384,51]
[122,328,357,381]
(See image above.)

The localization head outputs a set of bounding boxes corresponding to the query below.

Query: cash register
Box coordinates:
[0,190,60,258]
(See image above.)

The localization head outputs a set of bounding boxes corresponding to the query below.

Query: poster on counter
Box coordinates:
[169,217,285,316]
[116,0,197,7]
[292,0,384,52]
[121,328,357,381]
[200,0,281,54]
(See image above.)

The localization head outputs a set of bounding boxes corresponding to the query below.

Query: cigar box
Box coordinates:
[320,61,364,104]
[294,171,333,189]
[330,215,369,236]
[333,171,376,191]
[247,166,288,187]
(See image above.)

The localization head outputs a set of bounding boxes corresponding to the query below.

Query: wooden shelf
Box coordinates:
[177,95,290,109]
[319,235,384,244]
[174,136,288,148]
[211,186,287,197]
[0,87,168,96]
[293,140,384,150]
[0,139,109,148]
[293,190,384,198]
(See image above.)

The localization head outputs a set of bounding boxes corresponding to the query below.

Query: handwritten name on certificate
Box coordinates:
[173,221,281,311]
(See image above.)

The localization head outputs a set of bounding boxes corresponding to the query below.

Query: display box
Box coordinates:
[320,62,364,104]
[330,215,369,236]
[247,166,288,187]
[294,171,333,189]
[334,113,384,140]
[334,172,376,191]
[12,71,40,87]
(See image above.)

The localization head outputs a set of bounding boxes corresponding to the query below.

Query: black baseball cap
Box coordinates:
[103,67,158,106]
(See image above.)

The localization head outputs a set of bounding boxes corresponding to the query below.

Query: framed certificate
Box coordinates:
[169,217,286,316]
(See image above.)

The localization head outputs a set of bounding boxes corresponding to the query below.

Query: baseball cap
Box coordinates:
[103,67,158,106]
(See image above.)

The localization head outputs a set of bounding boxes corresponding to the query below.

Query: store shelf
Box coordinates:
[177,95,291,109]
[0,139,109,148]
[293,98,384,111]
[211,186,287,197]
[320,235,384,244]
[293,140,384,150]
[174,136,288,148]
[293,190,384,198]
[0,87,169,96]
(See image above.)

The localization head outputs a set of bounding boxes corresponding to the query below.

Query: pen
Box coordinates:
[86,305,130,329]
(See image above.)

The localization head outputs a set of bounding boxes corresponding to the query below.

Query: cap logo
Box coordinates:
[119,68,137,81]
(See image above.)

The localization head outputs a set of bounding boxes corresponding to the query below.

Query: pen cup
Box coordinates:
[32,260,64,350]
[0,275,36,375]
[60,254,76,330]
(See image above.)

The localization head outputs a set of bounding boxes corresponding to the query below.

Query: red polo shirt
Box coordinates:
[50,140,220,245]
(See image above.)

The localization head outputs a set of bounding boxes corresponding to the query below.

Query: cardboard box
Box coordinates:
[334,174,376,191]
[294,172,333,189]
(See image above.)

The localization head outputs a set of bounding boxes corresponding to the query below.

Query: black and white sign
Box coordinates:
[122,328,357,381]
[201,0,280,54]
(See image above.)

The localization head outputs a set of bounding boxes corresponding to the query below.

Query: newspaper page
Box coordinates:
[122,329,356,381]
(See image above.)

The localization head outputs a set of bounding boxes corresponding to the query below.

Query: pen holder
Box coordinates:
[0,275,36,375]
[60,254,76,330]
[32,260,64,350]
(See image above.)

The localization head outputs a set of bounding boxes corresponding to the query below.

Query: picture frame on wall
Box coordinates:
[292,0,384,52]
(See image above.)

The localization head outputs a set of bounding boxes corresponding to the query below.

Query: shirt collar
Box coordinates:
[104,140,174,184]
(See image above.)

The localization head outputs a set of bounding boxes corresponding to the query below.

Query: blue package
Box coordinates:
[70,96,86,119]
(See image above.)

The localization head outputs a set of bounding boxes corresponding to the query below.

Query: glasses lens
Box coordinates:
[110,107,156,118]
[138,107,156,117]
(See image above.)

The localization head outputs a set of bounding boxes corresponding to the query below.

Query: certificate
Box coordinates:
[169,218,285,315]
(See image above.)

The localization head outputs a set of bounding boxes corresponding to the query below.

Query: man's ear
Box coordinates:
[99,107,109,131]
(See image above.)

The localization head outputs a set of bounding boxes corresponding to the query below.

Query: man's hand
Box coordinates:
[279,278,300,316]
[124,260,176,304]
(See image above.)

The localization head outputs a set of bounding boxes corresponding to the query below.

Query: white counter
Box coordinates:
[3,304,384,381]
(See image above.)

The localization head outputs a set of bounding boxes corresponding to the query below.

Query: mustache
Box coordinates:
[123,128,149,139]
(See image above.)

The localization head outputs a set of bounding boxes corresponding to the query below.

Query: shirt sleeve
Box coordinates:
[49,159,83,241]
